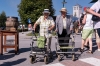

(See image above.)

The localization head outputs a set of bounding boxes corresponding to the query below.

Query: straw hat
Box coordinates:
[60,8,67,12]
[43,9,50,14]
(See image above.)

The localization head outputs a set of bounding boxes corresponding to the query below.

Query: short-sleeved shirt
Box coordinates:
[90,1,100,29]
[36,16,55,38]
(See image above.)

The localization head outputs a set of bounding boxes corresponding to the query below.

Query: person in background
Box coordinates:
[79,7,94,53]
[85,0,100,51]
[80,12,90,49]
[33,9,55,52]
[79,12,86,35]
[73,20,80,34]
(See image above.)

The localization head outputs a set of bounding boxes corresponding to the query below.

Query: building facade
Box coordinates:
[73,4,82,18]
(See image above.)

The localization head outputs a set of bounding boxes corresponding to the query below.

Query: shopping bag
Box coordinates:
[37,36,46,48]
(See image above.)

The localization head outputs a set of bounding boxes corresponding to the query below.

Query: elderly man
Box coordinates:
[55,8,73,49]
[84,0,100,51]
[33,9,55,52]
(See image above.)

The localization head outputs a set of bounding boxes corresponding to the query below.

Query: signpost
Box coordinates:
[28,18,32,31]
[62,0,67,7]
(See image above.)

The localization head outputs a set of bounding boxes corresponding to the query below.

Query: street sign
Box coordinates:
[28,18,31,24]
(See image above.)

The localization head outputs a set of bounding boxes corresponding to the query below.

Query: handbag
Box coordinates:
[37,36,46,48]
[92,9,100,22]
[97,28,100,38]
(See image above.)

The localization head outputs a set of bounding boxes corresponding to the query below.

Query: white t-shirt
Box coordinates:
[63,17,66,29]
[90,1,100,29]
[83,14,93,29]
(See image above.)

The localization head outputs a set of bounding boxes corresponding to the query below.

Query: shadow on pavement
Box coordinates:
[8,47,30,54]
[0,58,26,66]
[0,54,15,60]
[0,47,30,60]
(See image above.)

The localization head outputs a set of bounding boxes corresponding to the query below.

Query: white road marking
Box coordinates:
[42,63,65,66]
[80,57,100,66]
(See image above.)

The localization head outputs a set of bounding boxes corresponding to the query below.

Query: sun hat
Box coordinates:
[60,8,67,12]
[43,9,50,14]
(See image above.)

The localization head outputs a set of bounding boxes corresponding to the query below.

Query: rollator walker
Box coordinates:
[55,31,76,61]
[29,30,52,64]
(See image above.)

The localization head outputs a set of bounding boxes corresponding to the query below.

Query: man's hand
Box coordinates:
[48,28,51,31]
[48,25,55,31]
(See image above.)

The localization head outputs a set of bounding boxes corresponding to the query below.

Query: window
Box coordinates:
[77,7,78,10]
[74,7,76,10]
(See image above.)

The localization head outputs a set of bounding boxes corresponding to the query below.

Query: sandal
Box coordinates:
[86,50,93,54]
[84,45,89,49]
[78,48,84,52]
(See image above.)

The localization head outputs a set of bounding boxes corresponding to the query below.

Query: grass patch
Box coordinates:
[26,32,39,36]
[26,31,56,36]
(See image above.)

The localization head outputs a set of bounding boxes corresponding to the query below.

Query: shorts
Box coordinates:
[82,29,93,40]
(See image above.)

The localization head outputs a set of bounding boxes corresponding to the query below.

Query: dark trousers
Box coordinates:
[58,29,70,51]
[58,29,70,43]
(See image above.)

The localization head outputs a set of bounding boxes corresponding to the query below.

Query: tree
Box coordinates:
[0,11,6,27]
[18,0,55,25]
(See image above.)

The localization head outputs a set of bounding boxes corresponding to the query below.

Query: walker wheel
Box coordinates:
[72,54,75,61]
[44,56,48,64]
[58,54,60,61]
[30,55,36,64]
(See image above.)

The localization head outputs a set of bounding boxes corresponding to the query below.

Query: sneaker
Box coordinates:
[98,49,100,51]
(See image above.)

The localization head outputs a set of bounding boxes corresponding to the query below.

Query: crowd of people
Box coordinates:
[32,0,100,54]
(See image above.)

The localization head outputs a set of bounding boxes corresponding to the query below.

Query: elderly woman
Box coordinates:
[33,9,55,52]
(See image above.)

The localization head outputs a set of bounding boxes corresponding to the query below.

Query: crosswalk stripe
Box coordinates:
[42,63,65,66]
[79,57,100,66]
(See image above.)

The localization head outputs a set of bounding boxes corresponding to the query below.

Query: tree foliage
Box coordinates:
[0,11,6,27]
[18,0,55,25]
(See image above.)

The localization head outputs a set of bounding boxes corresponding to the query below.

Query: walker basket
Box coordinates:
[37,36,46,48]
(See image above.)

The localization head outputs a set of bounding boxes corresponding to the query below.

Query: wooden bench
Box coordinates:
[0,30,19,55]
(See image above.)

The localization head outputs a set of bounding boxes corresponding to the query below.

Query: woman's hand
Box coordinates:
[82,22,85,25]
